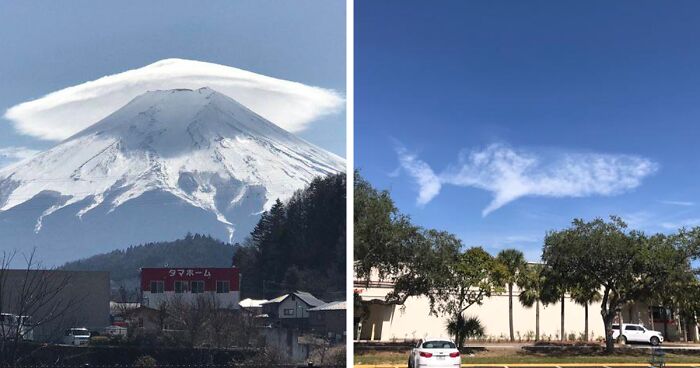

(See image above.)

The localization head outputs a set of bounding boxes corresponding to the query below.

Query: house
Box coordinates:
[128,306,169,331]
[140,267,241,309]
[308,301,346,340]
[261,291,325,329]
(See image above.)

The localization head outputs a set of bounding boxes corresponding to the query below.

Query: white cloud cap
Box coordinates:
[397,143,658,216]
[4,58,344,141]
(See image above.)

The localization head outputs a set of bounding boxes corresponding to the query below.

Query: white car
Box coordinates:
[612,323,664,346]
[63,327,91,346]
[408,338,461,368]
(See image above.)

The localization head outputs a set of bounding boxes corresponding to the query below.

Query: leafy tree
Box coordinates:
[495,249,527,342]
[354,172,418,283]
[517,263,546,341]
[446,314,484,348]
[386,230,461,306]
[542,216,690,352]
[388,235,502,348]
[642,232,698,339]
[233,173,346,300]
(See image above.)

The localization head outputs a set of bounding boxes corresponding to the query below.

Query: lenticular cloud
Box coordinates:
[4,58,344,141]
[397,143,658,216]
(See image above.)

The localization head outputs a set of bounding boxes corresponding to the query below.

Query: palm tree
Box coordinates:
[541,266,569,341]
[570,285,601,341]
[446,314,485,349]
[517,263,545,341]
[496,249,527,342]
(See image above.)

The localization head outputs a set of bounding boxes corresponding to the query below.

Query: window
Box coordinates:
[216,280,230,293]
[422,341,456,349]
[283,308,295,316]
[150,281,164,294]
[174,281,188,294]
[191,280,205,293]
[625,325,640,331]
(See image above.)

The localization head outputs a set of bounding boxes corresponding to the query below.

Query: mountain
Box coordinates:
[61,233,234,294]
[0,87,344,265]
[62,172,346,302]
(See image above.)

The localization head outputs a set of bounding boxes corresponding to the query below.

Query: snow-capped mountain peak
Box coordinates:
[0,88,344,262]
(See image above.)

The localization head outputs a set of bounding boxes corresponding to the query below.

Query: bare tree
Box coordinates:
[0,249,83,365]
[167,294,214,346]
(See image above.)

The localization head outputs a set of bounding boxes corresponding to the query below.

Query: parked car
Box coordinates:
[408,338,460,368]
[63,327,91,346]
[612,323,664,345]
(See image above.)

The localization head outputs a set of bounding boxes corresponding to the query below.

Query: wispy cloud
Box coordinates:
[660,218,700,230]
[4,58,344,141]
[396,143,658,216]
[0,146,40,169]
[659,200,695,207]
[396,146,442,205]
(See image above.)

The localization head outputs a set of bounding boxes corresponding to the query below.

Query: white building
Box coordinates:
[355,274,697,342]
[140,267,241,309]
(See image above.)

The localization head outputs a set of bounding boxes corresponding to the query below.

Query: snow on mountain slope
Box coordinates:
[0,88,344,264]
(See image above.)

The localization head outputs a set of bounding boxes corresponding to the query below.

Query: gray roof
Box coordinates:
[262,291,325,307]
[308,300,346,311]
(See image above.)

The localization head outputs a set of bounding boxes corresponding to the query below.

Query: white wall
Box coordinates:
[358,284,604,342]
[142,291,240,309]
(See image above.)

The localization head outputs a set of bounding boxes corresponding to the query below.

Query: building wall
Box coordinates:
[0,270,110,342]
[357,284,604,342]
[142,290,240,309]
[619,302,695,341]
[310,309,346,337]
[140,267,240,309]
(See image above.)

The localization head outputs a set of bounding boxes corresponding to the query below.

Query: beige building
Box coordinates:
[355,276,697,342]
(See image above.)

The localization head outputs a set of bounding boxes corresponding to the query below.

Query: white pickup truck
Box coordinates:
[612,323,664,345]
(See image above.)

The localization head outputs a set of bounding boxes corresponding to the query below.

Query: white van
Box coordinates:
[63,327,91,346]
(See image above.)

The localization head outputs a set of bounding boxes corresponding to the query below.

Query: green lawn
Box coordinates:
[354,350,700,365]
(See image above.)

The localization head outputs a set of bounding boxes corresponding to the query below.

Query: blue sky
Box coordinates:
[356,0,700,261]
[0,0,346,159]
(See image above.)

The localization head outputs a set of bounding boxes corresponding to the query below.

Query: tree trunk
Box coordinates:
[509,283,514,341]
[560,293,565,341]
[603,311,615,353]
[663,308,669,340]
[535,300,540,341]
[584,302,589,341]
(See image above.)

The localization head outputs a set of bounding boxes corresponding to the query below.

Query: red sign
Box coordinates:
[141,267,240,292]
